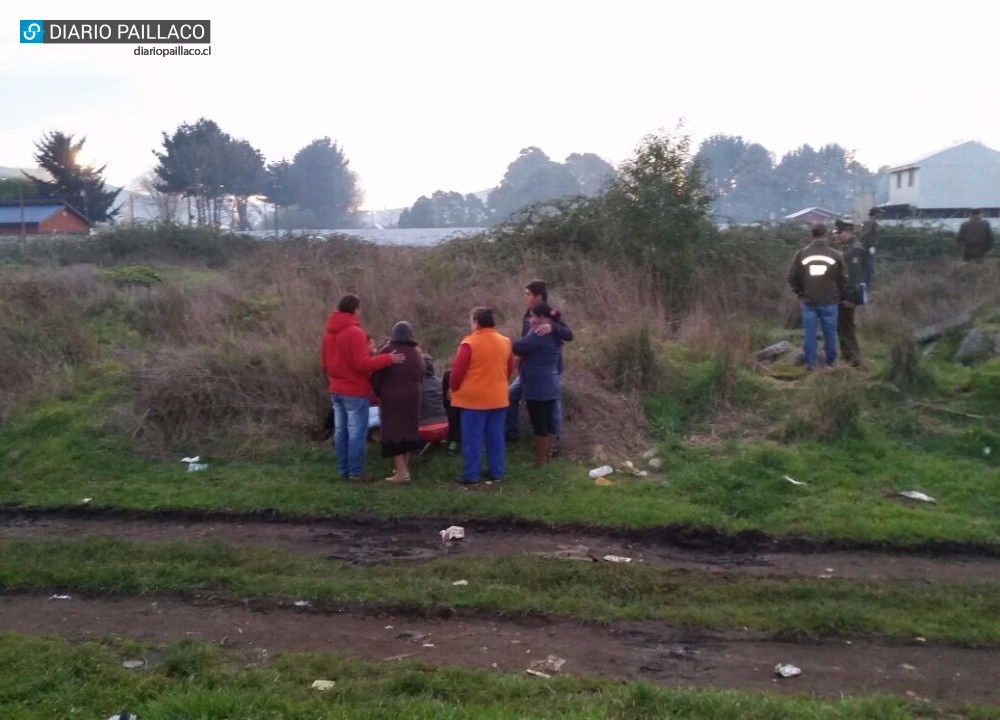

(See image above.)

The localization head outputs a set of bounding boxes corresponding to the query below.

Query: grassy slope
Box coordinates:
[1,365,998,544]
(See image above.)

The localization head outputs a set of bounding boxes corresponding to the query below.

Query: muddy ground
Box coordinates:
[3,593,997,705]
[2,510,999,583]
[1,508,998,707]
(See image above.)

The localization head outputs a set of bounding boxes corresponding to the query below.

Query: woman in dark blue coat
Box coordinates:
[511,303,561,466]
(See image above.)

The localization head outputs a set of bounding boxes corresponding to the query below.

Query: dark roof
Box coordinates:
[0,200,91,226]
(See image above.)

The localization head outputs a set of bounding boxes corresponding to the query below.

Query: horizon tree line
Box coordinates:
[7,122,363,231]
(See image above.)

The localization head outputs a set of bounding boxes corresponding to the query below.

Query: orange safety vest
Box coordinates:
[451,328,511,410]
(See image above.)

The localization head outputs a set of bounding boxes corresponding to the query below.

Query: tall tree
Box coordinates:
[397,190,489,228]
[601,130,712,297]
[564,152,615,196]
[224,139,266,231]
[486,147,579,221]
[463,193,488,226]
[774,143,876,215]
[289,138,361,228]
[153,118,230,228]
[265,160,297,208]
[398,196,435,228]
[153,119,266,230]
[694,135,777,223]
[26,131,119,222]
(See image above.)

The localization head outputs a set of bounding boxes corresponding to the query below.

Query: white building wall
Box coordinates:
[889,142,1000,209]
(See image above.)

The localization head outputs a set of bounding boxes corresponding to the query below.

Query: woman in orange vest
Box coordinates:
[449,307,513,486]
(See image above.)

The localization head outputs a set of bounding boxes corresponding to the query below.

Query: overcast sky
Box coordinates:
[3,1,997,209]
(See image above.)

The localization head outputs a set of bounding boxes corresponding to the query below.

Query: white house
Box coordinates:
[882,141,1000,219]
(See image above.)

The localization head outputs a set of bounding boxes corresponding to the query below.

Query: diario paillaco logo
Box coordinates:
[20,20,44,43]
[18,20,210,44]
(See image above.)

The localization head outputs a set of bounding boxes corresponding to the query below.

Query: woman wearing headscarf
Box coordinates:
[371,321,425,484]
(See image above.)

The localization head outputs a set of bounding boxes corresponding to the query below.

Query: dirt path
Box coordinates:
[2,593,996,706]
[3,513,999,583]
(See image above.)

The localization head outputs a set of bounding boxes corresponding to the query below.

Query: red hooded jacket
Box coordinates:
[321,311,394,397]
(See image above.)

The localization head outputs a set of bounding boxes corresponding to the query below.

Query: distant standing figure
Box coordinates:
[371,321,425,484]
[512,302,562,466]
[833,219,865,367]
[787,224,847,370]
[859,207,881,291]
[956,209,995,262]
[450,307,513,486]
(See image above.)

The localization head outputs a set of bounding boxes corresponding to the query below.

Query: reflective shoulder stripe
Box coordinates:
[801,255,836,265]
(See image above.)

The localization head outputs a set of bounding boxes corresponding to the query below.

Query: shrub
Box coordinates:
[101,265,164,289]
[0,274,99,420]
[596,324,662,392]
[128,341,328,455]
[882,328,934,391]
[783,367,868,439]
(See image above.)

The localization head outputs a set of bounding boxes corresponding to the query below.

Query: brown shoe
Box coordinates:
[533,436,550,467]
[348,473,375,484]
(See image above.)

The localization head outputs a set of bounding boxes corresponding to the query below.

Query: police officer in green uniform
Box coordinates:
[956,209,995,262]
[833,219,865,367]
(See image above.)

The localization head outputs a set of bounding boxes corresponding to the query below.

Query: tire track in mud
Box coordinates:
[1,592,997,706]
[2,509,1000,582]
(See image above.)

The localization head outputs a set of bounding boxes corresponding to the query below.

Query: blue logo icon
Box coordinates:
[20,20,44,43]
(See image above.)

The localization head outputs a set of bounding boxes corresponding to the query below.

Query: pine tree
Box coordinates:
[26,131,119,222]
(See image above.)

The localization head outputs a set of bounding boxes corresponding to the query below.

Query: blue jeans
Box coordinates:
[331,393,369,477]
[507,376,563,449]
[801,303,838,369]
[460,408,506,482]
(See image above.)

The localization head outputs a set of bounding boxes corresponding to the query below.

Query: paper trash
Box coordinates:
[774,663,802,678]
[898,491,936,503]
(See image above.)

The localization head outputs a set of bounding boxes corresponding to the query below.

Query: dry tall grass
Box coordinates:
[3,233,997,459]
[0,268,105,420]
[862,260,1000,338]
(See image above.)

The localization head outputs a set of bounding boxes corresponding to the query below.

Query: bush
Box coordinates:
[101,265,164,289]
[597,324,661,392]
[882,329,934,391]
[0,225,257,268]
[783,367,868,439]
[0,274,99,420]
[129,341,328,455]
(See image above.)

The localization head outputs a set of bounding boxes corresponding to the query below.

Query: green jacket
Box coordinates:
[859,218,879,251]
[842,239,866,302]
[957,216,995,252]
[787,239,847,305]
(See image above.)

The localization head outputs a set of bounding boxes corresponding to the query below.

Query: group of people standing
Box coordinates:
[321,281,571,486]
[787,211,875,370]
[789,206,995,370]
